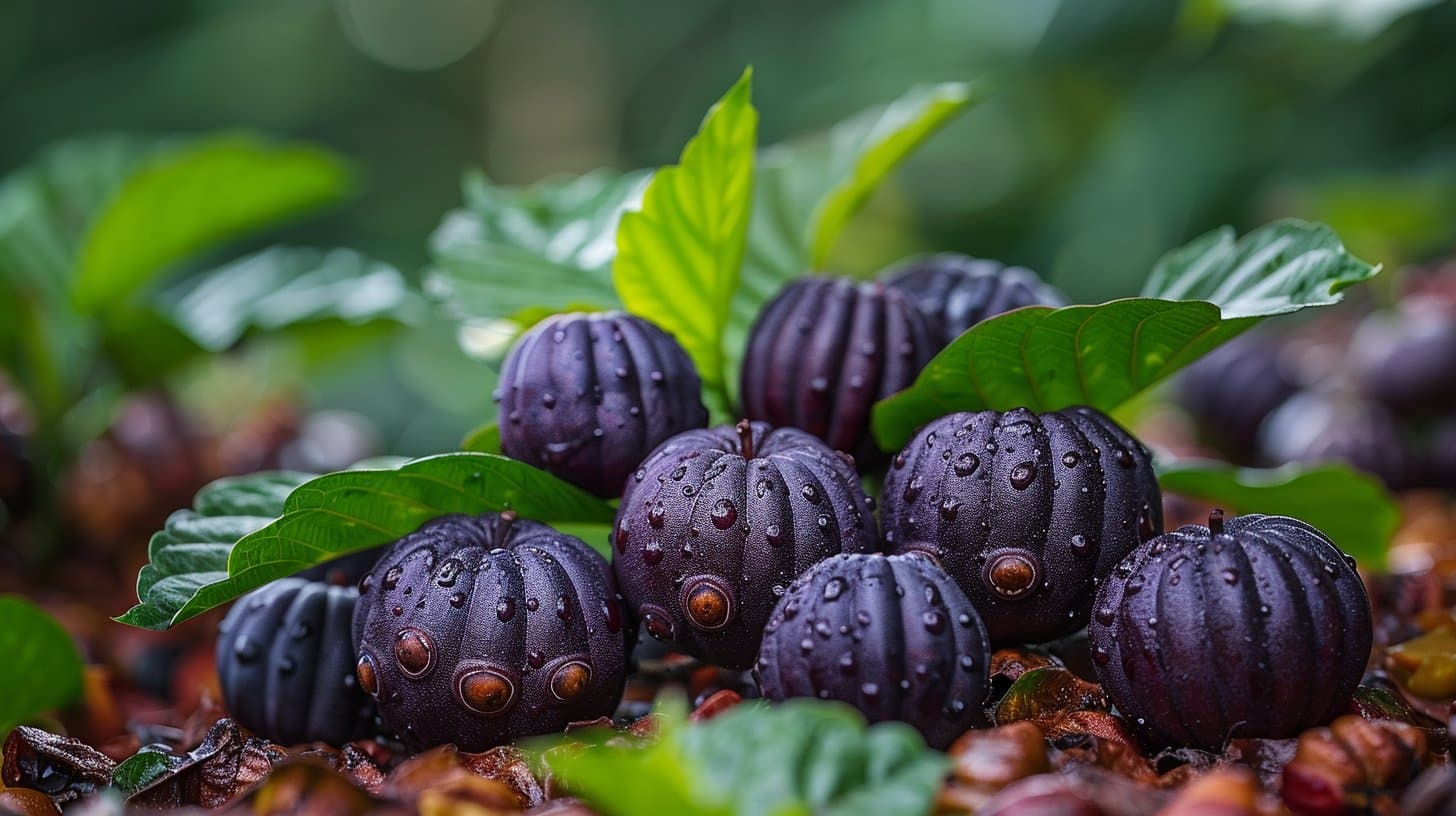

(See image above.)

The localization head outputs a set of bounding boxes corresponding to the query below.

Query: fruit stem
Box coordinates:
[497,510,518,541]
[735,419,755,460]
[1208,508,1225,536]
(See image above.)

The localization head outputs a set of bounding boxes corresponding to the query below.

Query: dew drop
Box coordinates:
[1221,568,1240,586]
[382,566,403,591]
[902,476,924,502]
[823,578,846,601]
[643,540,664,566]
[765,524,784,547]
[953,452,980,477]
[1009,461,1037,490]
[711,498,738,529]
[801,483,821,504]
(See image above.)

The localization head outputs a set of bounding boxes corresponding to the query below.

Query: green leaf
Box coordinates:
[72,133,352,311]
[116,470,316,629]
[871,220,1379,451]
[725,83,981,401]
[0,596,84,735]
[614,69,757,421]
[1155,460,1400,569]
[120,454,616,630]
[112,748,174,797]
[161,246,420,351]
[543,700,947,816]
[425,168,650,321]
[461,421,500,453]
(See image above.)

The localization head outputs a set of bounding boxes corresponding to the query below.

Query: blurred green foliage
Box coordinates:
[4,0,1456,454]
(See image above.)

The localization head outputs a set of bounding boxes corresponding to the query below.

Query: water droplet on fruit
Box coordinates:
[643,610,675,640]
[382,566,402,591]
[765,524,783,547]
[1114,446,1134,468]
[1221,568,1240,585]
[643,540,664,565]
[234,637,260,663]
[801,483,821,504]
[1095,606,1115,625]
[648,504,667,528]
[923,611,946,634]
[436,558,464,587]
[542,393,557,409]
[893,450,909,469]
[603,600,623,633]
[838,652,856,674]
[1062,451,1080,468]
[1009,462,1037,490]
[711,498,737,529]
[449,592,466,608]
[650,371,665,384]
[938,498,960,522]
[526,597,539,612]
[1126,574,1145,594]
[902,476,924,502]
[823,578,846,601]
[953,452,980,477]
[861,682,881,701]
[810,377,828,393]
[1070,534,1091,556]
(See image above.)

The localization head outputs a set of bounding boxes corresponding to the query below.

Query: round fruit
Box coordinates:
[1351,298,1456,416]
[216,577,375,745]
[496,312,708,498]
[1176,332,1298,463]
[753,552,991,749]
[614,420,878,670]
[353,512,629,750]
[740,277,936,458]
[1088,510,1372,750]
[880,406,1162,645]
[882,253,1065,346]
[1257,391,1418,490]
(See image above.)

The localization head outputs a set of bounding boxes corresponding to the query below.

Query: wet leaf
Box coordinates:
[614,68,756,420]
[2,727,115,804]
[872,220,1379,452]
[0,598,83,735]
[992,667,1108,729]
[123,719,285,809]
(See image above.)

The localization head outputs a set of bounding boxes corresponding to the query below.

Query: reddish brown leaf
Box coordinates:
[2,726,116,805]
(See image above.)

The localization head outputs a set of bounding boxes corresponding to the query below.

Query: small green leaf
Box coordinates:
[426,168,649,321]
[872,220,1379,451]
[614,69,757,421]
[161,246,420,351]
[116,471,315,630]
[73,134,351,311]
[112,747,174,797]
[0,596,84,735]
[120,454,616,630]
[725,83,981,402]
[1155,460,1399,569]
[461,422,500,453]
[542,700,947,816]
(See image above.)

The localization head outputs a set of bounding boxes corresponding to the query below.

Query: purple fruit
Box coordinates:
[614,420,877,670]
[217,578,375,745]
[1258,391,1418,490]
[1089,510,1372,750]
[1351,299,1456,416]
[1176,332,1299,463]
[496,312,708,498]
[740,278,937,458]
[353,513,629,750]
[883,253,1065,346]
[753,552,991,749]
[881,407,1162,645]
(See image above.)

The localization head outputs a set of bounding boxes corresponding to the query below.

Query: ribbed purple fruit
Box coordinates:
[740,277,937,458]
[496,312,708,498]
[1177,332,1299,463]
[353,513,629,751]
[1258,391,1418,490]
[882,253,1065,346]
[754,552,991,749]
[217,578,375,745]
[881,407,1162,645]
[1089,511,1372,750]
[614,420,877,670]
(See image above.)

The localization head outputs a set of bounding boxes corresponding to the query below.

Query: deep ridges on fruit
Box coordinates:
[353,512,629,751]
[882,253,1065,346]
[1088,510,1372,750]
[880,406,1162,645]
[496,311,708,498]
[216,577,375,746]
[614,420,877,669]
[740,277,936,458]
[753,552,991,749]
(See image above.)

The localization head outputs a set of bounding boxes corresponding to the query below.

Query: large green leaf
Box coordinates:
[161,246,421,351]
[72,134,352,311]
[724,83,981,402]
[1156,460,1399,569]
[116,470,315,630]
[614,69,756,420]
[119,454,616,630]
[0,596,84,735]
[871,220,1379,451]
[543,700,948,816]
[425,168,650,321]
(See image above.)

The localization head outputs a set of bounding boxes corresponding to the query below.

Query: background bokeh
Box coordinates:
[5,0,1456,455]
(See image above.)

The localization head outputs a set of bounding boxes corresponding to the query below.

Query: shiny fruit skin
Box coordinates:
[881,406,1162,645]
[353,513,629,751]
[753,552,991,749]
[496,312,708,498]
[882,253,1065,346]
[614,421,877,670]
[1088,512,1372,751]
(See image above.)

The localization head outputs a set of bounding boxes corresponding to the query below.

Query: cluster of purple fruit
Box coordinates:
[215,254,1374,756]
[1179,284,1456,490]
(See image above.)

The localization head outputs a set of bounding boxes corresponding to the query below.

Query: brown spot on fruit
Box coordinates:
[394,627,435,678]
[986,552,1039,600]
[458,668,516,716]
[682,578,733,631]
[356,654,379,696]
[549,661,592,701]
